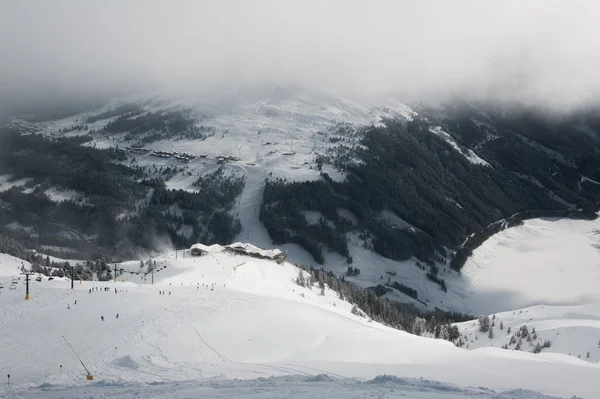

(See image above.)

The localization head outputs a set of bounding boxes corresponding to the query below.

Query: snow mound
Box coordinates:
[111,355,140,370]
[303,374,336,382]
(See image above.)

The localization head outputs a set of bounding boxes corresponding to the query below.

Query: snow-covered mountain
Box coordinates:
[2,88,600,313]
[0,246,598,398]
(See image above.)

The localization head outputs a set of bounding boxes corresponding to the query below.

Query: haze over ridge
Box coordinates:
[1,0,599,113]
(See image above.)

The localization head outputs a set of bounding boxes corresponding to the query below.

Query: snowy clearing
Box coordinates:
[457,217,600,315]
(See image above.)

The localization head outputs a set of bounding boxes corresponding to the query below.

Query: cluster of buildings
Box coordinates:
[189,242,287,264]
[123,146,150,154]
[151,150,195,161]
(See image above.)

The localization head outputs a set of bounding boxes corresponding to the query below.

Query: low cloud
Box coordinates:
[1,0,598,113]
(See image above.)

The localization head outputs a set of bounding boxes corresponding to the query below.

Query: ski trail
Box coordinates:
[190,325,232,363]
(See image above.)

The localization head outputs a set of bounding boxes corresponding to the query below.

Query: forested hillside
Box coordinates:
[2,98,599,297]
[260,115,600,275]
[0,128,243,260]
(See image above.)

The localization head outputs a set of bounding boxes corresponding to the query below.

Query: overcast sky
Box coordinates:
[1,0,599,112]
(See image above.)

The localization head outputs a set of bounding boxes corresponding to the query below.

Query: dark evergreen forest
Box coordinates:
[260,116,600,274]
[0,128,242,260]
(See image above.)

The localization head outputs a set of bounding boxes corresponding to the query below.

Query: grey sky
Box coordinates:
[1,0,599,112]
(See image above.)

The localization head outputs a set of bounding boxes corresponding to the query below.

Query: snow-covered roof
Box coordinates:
[226,242,284,259]
[190,243,222,253]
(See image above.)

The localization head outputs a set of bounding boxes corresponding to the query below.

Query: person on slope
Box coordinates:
[101,316,104,321]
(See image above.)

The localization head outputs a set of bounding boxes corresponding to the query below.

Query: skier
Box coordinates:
[115,288,117,294]
[74,300,77,305]
[68,304,70,309]
[116,314,119,319]
[101,316,104,321]
[89,289,91,294]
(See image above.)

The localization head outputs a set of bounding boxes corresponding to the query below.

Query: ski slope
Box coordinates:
[0,248,599,398]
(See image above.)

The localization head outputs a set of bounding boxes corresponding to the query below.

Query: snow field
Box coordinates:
[1,250,599,398]
[459,217,600,315]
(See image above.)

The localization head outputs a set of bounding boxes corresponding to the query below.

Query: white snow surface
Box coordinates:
[457,303,600,364]
[0,174,33,192]
[456,216,600,315]
[428,127,490,166]
[0,250,597,398]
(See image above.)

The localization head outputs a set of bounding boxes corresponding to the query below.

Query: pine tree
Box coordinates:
[587,351,590,358]
[507,326,512,334]
[412,317,426,336]
[488,327,494,339]
[296,270,306,287]
[500,321,504,330]
[478,316,490,332]
[520,325,529,339]
[439,325,449,340]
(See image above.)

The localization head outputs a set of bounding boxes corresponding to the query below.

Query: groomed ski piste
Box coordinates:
[1,243,599,398]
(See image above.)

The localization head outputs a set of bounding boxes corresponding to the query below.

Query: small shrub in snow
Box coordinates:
[542,340,551,349]
[351,304,366,318]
